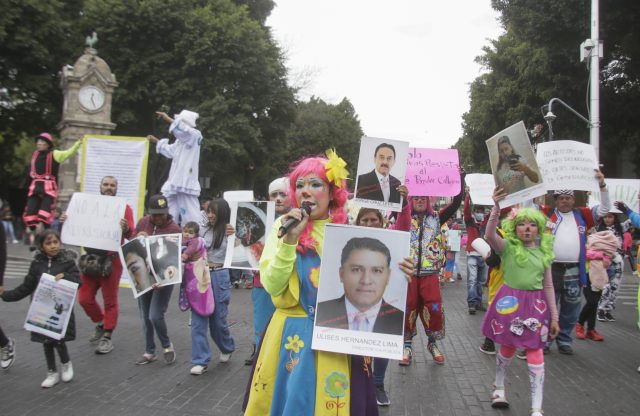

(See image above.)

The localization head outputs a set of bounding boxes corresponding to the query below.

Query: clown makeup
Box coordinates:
[410,196,428,213]
[295,174,331,220]
[36,138,50,152]
[515,219,539,245]
[269,190,292,216]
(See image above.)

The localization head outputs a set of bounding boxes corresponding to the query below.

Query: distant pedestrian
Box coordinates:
[0,225,17,370]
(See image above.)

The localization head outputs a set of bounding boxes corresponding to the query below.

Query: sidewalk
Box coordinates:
[1,244,639,415]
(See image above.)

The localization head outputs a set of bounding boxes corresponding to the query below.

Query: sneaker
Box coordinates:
[516,350,527,360]
[479,338,496,355]
[575,323,586,339]
[447,277,455,283]
[468,307,476,315]
[399,347,412,366]
[89,324,105,343]
[0,338,16,369]
[427,342,445,365]
[456,273,463,280]
[530,409,543,416]
[96,337,114,354]
[245,345,256,366]
[190,364,208,375]
[135,353,157,365]
[220,352,232,363]
[586,328,604,341]
[475,304,487,312]
[61,361,73,382]
[375,385,391,406]
[558,345,574,355]
[41,371,60,388]
[596,310,606,322]
[604,312,616,322]
[490,386,509,409]
[163,344,176,364]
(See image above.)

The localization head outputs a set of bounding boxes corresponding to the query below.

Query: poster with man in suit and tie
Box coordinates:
[354,136,409,212]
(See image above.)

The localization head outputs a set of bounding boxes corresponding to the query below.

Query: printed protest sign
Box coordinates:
[405,148,461,196]
[61,193,126,251]
[80,135,148,220]
[536,140,599,192]
[312,224,409,360]
[354,136,409,212]
[486,121,546,208]
[448,229,461,252]
[24,274,78,340]
[464,174,495,206]
[120,234,182,298]
[224,201,275,270]
[589,178,640,212]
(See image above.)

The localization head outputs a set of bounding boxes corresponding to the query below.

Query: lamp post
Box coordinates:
[542,97,591,141]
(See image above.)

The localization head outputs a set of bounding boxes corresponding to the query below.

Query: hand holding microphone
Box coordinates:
[278,203,312,239]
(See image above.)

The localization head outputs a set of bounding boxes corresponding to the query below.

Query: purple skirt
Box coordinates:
[481,285,551,350]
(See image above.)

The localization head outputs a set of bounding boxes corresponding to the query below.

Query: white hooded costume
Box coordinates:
[155,109,202,225]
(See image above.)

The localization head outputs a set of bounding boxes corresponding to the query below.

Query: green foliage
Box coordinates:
[0,0,83,184]
[457,0,640,176]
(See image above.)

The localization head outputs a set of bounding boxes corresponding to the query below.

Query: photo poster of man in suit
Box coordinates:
[312,224,410,360]
[354,136,410,213]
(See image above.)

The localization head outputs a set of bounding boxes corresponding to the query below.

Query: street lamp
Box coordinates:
[541,98,591,141]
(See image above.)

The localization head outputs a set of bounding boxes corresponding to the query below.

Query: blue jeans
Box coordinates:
[138,285,173,355]
[466,255,487,307]
[252,287,275,346]
[191,268,235,365]
[551,265,582,347]
[373,358,389,387]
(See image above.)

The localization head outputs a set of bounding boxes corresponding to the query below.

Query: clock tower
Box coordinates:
[57,39,117,205]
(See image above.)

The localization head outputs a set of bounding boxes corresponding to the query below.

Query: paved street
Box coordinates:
[1,243,639,415]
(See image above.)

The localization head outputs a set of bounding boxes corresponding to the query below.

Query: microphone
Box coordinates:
[278,203,312,238]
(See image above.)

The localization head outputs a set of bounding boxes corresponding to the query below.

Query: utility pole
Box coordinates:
[589,0,601,161]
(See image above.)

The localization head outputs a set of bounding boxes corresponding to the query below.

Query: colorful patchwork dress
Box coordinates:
[243,219,377,416]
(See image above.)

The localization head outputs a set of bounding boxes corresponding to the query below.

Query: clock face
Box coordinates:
[78,86,105,112]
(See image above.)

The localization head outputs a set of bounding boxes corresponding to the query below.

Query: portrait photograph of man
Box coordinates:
[354,136,409,211]
[315,237,403,335]
[313,224,410,359]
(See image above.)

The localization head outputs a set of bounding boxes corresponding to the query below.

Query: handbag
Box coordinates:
[79,253,113,278]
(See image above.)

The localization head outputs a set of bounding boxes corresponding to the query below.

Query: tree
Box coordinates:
[456,0,640,176]
[81,0,296,194]
[0,0,83,183]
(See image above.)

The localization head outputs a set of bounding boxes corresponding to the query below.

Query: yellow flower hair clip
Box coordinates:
[324,148,349,188]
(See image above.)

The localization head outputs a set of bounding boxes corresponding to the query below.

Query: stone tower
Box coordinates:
[57,41,117,205]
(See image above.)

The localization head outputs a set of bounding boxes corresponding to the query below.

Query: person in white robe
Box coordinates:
[147,110,202,225]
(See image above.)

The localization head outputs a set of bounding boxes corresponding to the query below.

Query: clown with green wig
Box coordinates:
[481,186,560,416]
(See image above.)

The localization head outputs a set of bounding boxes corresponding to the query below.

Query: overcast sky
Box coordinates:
[266,0,503,149]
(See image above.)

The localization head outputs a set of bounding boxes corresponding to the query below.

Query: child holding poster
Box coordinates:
[0,229,80,388]
[481,187,559,416]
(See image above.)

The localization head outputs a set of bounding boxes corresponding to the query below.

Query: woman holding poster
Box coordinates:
[243,151,378,416]
[494,136,540,194]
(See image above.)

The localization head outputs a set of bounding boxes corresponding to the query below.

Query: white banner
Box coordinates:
[24,274,78,340]
[464,174,495,206]
[448,229,461,252]
[536,140,600,192]
[61,193,126,251]
[80,136,148,220]
[589,178,640,212]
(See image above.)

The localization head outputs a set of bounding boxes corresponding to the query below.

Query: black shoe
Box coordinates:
[475,304,486,312]
[456,273,462,280]
[245,344,256,366]
[375,385,391,406]
[543,345,550,355]
[558,345,574,355]
[479,338,496,355]
[604,312,616,322]
[468,306,476,315]
[597,310,606,322]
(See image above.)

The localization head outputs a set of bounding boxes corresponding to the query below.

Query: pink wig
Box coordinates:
[288,156,349,253]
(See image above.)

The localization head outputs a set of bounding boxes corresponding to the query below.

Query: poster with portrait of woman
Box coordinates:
[486,121,546,208]
[120,234,183,298]
[224,201,275,270]
[147,234,182,287]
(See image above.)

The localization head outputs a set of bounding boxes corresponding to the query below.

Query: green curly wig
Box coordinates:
[500,208,555,268]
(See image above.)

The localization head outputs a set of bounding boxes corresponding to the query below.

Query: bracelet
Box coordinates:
[599,182,607,188]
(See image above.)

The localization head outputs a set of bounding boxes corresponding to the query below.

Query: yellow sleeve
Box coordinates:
[52,140,82,163]
[259,219,297,297]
